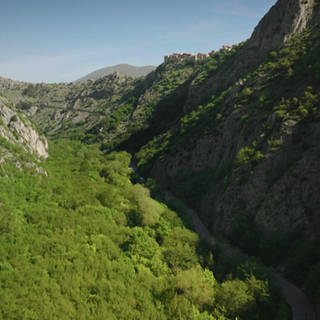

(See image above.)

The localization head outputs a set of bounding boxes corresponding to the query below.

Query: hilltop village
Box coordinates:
[164,45,234,63]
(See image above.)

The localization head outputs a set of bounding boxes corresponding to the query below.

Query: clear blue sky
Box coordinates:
[0,0,276,83]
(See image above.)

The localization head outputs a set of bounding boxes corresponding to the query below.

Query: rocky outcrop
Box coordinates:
[0,97,48,158]
[0,76,26,90]
[185,0,317,110]
[150,120,319,235]
[247,0,315,57]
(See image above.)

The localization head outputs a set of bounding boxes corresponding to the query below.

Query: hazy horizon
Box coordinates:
[1,0,276,83]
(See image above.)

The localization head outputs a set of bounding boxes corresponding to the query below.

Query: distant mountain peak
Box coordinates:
[75,64,156,83]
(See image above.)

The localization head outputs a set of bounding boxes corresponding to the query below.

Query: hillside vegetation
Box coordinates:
[0,140,288,319]
[4,25,318,304]
[0,0,319,316]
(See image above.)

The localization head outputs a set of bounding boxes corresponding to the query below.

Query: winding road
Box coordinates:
[164,192,317,320]
[131,161,316,320]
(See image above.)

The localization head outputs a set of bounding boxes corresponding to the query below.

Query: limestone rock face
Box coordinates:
[248,0,315,56]
[0,98,48,159]
[185,0,317,110]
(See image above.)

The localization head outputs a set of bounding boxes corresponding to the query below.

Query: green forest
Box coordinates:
[1,1,319,318]
[0,140,288,319]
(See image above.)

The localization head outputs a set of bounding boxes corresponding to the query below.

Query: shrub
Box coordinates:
[236,145,264,166]
[240,87,253,98]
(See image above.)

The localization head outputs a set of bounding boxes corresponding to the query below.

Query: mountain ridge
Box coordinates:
[75,63,156,83]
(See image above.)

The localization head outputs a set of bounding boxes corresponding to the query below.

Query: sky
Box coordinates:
[0,0,277,83]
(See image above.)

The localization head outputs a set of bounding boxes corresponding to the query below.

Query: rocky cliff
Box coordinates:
[248,0,315,55]
[141,0,320,237]
[0,96,48,166]
[185,0,317,110]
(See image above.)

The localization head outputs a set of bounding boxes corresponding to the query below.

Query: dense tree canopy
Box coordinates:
[0,140,288,319]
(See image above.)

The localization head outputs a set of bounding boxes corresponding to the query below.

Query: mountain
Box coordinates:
[0,0,320,317]
[131,0,320,307]
[75,64,156,82]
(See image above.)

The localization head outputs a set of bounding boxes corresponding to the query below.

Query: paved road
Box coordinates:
[164,192,316,320]
[270,273,316,320]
